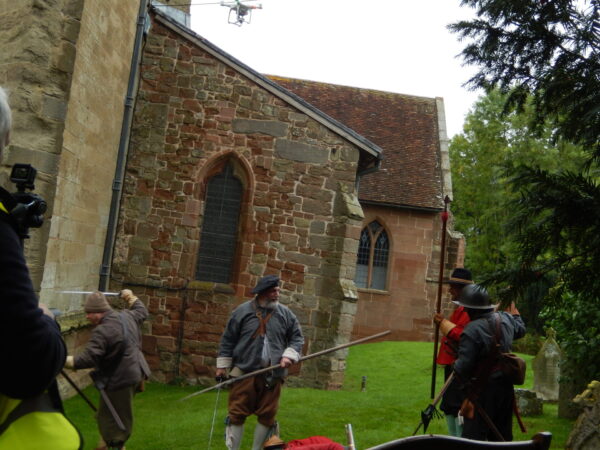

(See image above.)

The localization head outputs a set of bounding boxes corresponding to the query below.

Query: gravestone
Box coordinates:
[514,388,543,416]
[533,328,562,401]
[566,380,600,450]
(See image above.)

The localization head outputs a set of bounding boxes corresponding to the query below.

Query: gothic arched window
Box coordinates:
[355,220,389,290]
[195,162,242,283]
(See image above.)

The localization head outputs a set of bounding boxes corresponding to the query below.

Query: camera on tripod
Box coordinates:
[10,163,47,239]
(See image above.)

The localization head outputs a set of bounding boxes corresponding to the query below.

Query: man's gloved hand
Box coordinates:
[438,318,457,336]
[215,368,227,380]
[65,355,75,370]
[433,313,444,325]
[280,357,292,368]
[459,398,475,420]
[120,289,138,308]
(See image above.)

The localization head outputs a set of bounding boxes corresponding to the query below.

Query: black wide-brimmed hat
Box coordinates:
[457,284,493,310]
[447,268,473,286]
[251,274,280,295]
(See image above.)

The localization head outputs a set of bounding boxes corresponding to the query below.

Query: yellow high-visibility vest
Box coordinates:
[0,392,82,449]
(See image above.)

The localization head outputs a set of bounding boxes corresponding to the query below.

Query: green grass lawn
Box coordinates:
[63,341,574,449]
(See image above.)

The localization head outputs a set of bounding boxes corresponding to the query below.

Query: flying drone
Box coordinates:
[220,0,262,26]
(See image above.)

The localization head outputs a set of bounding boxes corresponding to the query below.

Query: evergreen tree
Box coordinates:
[450,90,586,332]
[450,0,600,380]
[450,0,599,157]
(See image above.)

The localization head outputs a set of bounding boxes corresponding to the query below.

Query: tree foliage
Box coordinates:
[449,90,586,331]
[450,0,600,158]
[450,0,600,380]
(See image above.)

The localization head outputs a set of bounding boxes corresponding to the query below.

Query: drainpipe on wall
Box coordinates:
[99,0,150,291]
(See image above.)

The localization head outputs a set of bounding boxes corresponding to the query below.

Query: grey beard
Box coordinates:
[258,299,278,309]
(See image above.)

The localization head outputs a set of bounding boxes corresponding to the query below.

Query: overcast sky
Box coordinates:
[189,0,482,138]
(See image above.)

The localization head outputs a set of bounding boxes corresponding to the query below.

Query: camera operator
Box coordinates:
[0,86,81,448]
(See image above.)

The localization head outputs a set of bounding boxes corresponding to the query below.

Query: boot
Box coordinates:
[252,423,271,450]
[225,423,244,450]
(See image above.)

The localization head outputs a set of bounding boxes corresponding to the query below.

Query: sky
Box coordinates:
[189,0,482,138]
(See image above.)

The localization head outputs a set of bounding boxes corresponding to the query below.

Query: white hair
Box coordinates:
[0,86,12,152]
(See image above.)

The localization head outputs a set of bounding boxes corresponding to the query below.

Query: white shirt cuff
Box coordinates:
[216,357,232,369]
[282,347,300,363]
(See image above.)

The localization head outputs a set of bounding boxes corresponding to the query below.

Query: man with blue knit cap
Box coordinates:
[216,274,304,450]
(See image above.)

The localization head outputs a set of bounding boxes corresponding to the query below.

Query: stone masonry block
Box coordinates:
[275,139,329,164]
[42,95,68,121]
[232,118,288,137]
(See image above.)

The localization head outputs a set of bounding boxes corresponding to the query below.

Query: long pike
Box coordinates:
[180,330,391,401]
[430,195,450,399]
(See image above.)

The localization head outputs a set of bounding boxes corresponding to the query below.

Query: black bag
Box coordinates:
[491,314,526,385]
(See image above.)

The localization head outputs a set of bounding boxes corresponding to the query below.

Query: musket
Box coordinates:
[430,195,450,399]
[180,330,391,401]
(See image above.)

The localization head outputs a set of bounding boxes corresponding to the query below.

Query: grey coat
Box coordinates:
[74,300,151,391]
[454,311,526,383]
[217,299,304,377]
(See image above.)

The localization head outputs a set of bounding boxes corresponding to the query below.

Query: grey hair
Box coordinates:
[0,86,12,152]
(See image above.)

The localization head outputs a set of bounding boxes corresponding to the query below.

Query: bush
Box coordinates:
[512,332,543,355]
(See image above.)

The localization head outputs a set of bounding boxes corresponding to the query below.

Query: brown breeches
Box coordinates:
[227,375,282,427]
[97,385,136,446]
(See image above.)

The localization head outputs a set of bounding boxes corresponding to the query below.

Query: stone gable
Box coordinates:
[111,14,370,388]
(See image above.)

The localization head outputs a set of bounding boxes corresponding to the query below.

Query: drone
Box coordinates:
[221,0,262,26]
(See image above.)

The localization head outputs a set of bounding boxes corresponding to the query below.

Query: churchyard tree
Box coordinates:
[450,0,600,381]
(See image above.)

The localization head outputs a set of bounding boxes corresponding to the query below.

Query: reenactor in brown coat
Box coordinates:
[65,290,150,450]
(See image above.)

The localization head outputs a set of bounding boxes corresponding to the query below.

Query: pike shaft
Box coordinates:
[431,195,450,399]
[181,330,391,401]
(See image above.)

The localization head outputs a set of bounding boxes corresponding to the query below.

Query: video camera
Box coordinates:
[9,163,47,240]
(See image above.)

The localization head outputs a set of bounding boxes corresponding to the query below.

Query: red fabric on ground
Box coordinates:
[286,435,344,449]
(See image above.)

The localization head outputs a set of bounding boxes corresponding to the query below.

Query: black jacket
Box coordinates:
[0,186,66,399]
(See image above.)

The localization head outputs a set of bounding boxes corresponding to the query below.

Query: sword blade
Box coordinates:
[98,388,127,432]
[207,386,222,450]
[60,290,120,296]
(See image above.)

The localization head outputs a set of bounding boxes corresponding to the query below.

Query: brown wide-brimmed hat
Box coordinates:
[447,268,473,286]
[263,435,286,449]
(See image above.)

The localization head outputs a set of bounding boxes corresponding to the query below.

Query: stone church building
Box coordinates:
[0,0,463,390]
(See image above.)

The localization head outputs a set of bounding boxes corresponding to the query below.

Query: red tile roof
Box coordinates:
[267,76,444,210]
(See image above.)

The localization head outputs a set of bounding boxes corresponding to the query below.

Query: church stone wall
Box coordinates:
[111,16,365,389]
[41,0,139,312]
[0,0,87,291]
[352,206,465,342]
[0,0,141,315]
